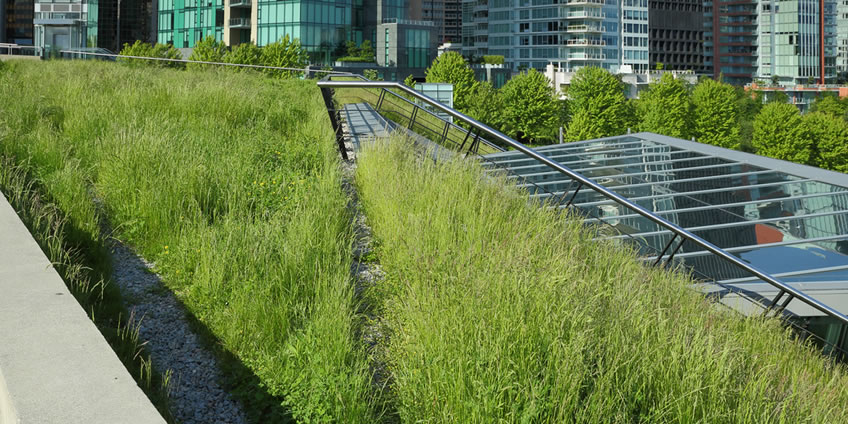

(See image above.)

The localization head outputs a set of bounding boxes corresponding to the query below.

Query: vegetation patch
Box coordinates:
[355,137,848,422]
[0,60,377,423]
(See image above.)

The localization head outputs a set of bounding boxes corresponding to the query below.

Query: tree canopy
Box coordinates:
[226,42,262,69]
[636,73,692,139]
[802,112,848,172]
[752,102,807,163]
[499,69,559,144]
[691,78,740,149]
[425,51,477,112]
[566,67,632,141]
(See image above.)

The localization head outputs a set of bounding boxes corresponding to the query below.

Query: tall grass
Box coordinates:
[0,60,376,422]
[355,137,848,422]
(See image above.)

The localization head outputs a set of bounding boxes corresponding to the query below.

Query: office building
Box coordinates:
[706,0,837,85]
[461,0,650,73]
[649,0,706,72]
[757,0,837,85]
[1,0,34,45]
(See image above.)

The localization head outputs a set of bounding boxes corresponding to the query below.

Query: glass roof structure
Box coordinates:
[481,133,848,320]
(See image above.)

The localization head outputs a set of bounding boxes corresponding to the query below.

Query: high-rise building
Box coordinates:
[757,0,837,84]
[838,0,848,76]
[706,0,836,85]
[33,0,95,52]
[461,0,649,73]
[423,0,461,43]
[1,0,34,45]
[703,0,758,84]
[649,0,706,72]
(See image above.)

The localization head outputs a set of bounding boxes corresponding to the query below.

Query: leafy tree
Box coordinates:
[500,69,559,144]
[691,78,740,149]
[752,102,807,163]
[225,42,262,70]
[118,41,183,68]
[566,66,631,141]
[260,35,308,79]
[802,112,848,171]
[425,51,477,112]
[187,35,228,70]
[810,94,848,119]
[359,40,375,61]
[636,73,692,139]
[465,81,505,133]
[403,74,416,89]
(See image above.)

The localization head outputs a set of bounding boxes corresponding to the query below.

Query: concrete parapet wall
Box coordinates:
[0,191,165,424]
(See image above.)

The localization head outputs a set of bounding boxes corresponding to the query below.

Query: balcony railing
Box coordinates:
[566,24,604,33]
[565,0,605,6]
[566,38,605,46]
[566,11,605,19]
[229,18,250,28]
[230,0,251,7]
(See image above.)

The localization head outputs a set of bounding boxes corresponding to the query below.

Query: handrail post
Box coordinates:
[319,86,349,162]
[440,121,451,146]
[408,105,419,130]
[376,89,387,112]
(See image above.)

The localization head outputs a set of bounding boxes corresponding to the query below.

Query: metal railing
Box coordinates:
[317,77,848,354]
[0,43,43,57]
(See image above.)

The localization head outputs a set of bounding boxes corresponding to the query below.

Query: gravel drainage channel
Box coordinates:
[108,235,248,424]
[338,119,396,420]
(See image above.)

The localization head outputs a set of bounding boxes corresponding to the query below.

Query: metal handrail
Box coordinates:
[317,78,848,327]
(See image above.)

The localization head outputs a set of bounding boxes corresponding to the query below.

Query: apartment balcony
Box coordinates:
[566,24,604,33]
[565,0,604,7]
[230,0,250,8]
[229,18,250,28]
[566,38,605,47]
[566,10,605,19]
[567,52,605,61]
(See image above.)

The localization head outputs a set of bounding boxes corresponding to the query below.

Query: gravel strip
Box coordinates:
[108,236,249,424]
[339,121,394,400]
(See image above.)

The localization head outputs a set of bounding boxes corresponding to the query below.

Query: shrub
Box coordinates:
[118,41,183,68]
[260,35,308,79]
[187,35,228,70]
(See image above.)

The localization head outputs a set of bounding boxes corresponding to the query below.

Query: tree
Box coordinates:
[225,42,262,69]
[260,35,308,79]
[636,73,692,139]
[752,102,807,163]
[691,78,740,149]
[810,94,848,119]
[736,86,762,152]
[359,40,375,61]
[500,69,560,144]
[801,112,848,171]
[363,69,382,81]
[187,35,228,70]
[425,51,477,112]
[465,81,505,134]
[566,66,631,141]
[403,74,416,89]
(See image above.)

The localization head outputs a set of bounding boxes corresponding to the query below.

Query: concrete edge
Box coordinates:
[0,188,167,424]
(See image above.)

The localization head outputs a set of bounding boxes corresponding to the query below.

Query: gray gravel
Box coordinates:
[108,236,249,424]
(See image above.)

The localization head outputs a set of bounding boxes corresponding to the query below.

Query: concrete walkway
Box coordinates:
[343,103,394,152]
[0,191,165,423]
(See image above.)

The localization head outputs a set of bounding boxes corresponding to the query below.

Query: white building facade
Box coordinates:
[461,0,649,73]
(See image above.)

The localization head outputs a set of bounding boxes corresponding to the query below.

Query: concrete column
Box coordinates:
[223,0,230,45]
[250,0,257,44]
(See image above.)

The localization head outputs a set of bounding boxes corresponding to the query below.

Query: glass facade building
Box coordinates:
[33,0,92,53]
[156,0,223,48]
[461,0,649,73]
[1,0,35,45]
